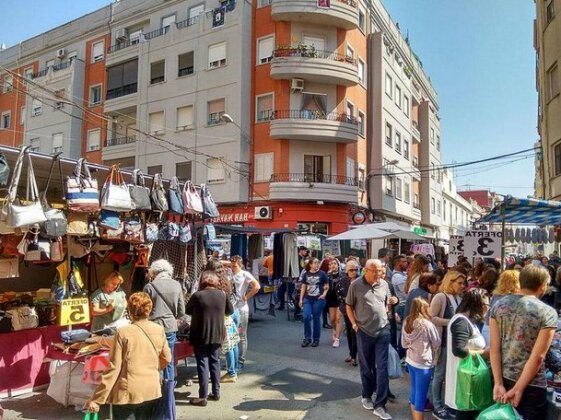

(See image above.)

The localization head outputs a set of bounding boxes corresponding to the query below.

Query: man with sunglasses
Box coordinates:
[346,259,398,420]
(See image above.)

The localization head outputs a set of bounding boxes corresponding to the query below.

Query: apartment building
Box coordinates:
[0,0,251,204]
[441,169,480,238]
[535,0,561,200]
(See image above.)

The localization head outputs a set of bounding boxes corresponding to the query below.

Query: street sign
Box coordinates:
[448,235,464,266]
[413,227,427,235]
[60,297,90,326]
[463,230,503,259]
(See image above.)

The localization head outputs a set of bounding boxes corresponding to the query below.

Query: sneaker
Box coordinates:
[351,358,358,366]
[323,323,333,329]
[433,408,452,420]
[311,341,319,347]
[220,374,237,383]
[332,338,340,348]
[301,339,311,347]
[373,407,392,419]
[361,398,374,410]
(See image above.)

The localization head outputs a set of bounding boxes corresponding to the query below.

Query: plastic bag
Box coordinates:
[388,344,403,379]
[456,353,493,411]
[84,413,99,420]
[476,403,522,419]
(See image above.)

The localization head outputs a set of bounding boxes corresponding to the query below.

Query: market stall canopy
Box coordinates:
[479,195,561,225]
[328,225,397,241]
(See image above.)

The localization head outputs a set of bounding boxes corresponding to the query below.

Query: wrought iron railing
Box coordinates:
[270,173,357,186]
[273,47,357,66]
[176,16,200,29]
[106,83,138,100]
[178,66,194,77]
[34,61,72,78]
[144,27,168,40]
[272,109,358,125]
[108,38,141,54]
[106,136,136,147]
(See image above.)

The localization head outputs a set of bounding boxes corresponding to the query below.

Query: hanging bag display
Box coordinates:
[182,180,203,214]
[168,176,184,214]
[124,216,144,244]
[41,154,67,237]
[456,352,493,411]
[101,165,133,211]
[128,169,152,211]
[0,147,26,234]
[150,173,169,212]
[66,158,100,212]
[201,183,219,219]
[66,212,90,236]
[99,210,121,230]
[50,237,65,262]
[0,151,10,187]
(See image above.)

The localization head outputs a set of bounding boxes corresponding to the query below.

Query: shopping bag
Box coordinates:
[476,403,522,420]
[456,353,493,411]
[83,413,99,420]
[388,344,403,379]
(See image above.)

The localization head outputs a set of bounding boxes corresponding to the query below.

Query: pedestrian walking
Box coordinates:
[403,271,443,319]
[335,259,360,365]
[346,259,398,420]
[299,258,329,347]
[325,257,343,347]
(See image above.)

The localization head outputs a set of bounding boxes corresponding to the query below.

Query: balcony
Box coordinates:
[34,60,74,78]
[271,47,358,86]
[271,0,359,30]
[102,136,137,161]
[411,120,421,142]
[105,136,136,147]
[411,157,421,180]
[270,110,359,144]
[269,173,358,203]
[106,83,137,101]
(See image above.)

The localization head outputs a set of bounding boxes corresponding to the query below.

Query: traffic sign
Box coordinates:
[60,297,90,326]
[463,230,503,259]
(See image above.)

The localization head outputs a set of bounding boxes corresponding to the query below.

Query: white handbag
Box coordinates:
[8,306,39,330]
[101,165,133,212]
[182,180,203,214]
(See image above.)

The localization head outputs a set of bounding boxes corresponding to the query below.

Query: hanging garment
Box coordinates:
[282,233,299,278]
[230,234,248,260]
[248,234,264,261]
[272,232,285,279]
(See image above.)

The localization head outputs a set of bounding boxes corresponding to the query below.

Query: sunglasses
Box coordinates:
[347,269,358,272]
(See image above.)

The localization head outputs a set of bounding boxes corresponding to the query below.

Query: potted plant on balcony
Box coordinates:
[275,44,297,57]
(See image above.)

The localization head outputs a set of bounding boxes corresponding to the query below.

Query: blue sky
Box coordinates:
[1,0,537,197]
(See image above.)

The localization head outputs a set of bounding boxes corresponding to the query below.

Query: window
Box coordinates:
[176,105,194,130]
[91,41,104,63]
[257,36,274,64]
[189,4,205,19]
[20,106,25,125]
[46,59,55,69]
[55,89,65,109]
[207,158,225,183]
[207,99,225,125]
[68,51,78,64]
[24,67,34,81]
[358,165,366,191]
[395,178,402,201]
[256,94,273,122]
[161,14,176,33]
[385,73,393,98]
[437,200,441,216]
[436,135,441,151]
[358,8,366,32]
[385,176,393,196]
[346,45,354,60]
[209,42,226,69]
[431,162,436,180]
[547,0,555,24]
[430,127,435,144]
[403,95,409,117]
[555,143,561,175]
[254,153,274,182]
[2,75,13,93]
[87,129,101,151]
[107,59,138,100]
[32,99,42,116]
[395,85,402,108]
[404,182,410,204]
[548,63,559,100]
[358,59,365,84]
[178,52,194,77]
[414,193,420,208]
[149,111,165,135]
[29,138,40,152]
[346,101,354,121]
[129,29,143,43]
[443,199,447,221]
[147,165,162,175]
[304,155,331,183]
[395,131,401,154]
[150,60,165,84]
[303,35,325,51]
[52,133,63,153]
[431,197,435,214]
[403,140,409,160]
[385,122,393,146]
[0,111,10,129]
[358,111,365,136]
[176,162,192,182]
[89,85,102,106]
[258,0,272,6]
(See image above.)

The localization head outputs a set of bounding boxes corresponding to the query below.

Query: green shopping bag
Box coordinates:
[83,413,99,420]
[455,353,493,411]
[476,403,522,419]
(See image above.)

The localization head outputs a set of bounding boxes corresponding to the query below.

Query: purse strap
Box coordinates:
[25,153,40,202]
[134,323,162,359]
[132,169,146,187]
[7,146,28,202]
[41,154,64,207]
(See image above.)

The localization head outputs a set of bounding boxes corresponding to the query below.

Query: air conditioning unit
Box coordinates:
[291,78,304,92]
[115,28,128,41]
[254,206,272,220]
[56,48,67,58]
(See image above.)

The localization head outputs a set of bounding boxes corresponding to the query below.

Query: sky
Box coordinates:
[0,0,538,198]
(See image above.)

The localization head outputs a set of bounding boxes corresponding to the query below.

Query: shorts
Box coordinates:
[407,363,433,412]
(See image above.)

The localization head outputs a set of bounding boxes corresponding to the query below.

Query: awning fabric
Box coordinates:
[479,196,561,225]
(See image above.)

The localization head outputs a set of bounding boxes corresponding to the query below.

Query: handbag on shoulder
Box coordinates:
[101,165,133,212]
[66,158,100,213]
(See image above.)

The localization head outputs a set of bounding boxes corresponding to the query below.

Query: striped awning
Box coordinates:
[479,196,561,225]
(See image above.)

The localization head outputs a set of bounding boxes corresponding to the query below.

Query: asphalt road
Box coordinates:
[2,309,425,419]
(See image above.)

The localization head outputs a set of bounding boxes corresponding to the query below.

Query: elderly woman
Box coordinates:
[334,259,360,365]
[143,259,185,381]
[86,292,171,419]
[91,271,127,332]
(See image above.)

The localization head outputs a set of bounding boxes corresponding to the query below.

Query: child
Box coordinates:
[401,297,441,420]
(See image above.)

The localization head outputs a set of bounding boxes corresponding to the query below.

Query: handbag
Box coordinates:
[67,212,89,236]
[0,234,23,257]
[99,210,121,230]
[41,155,67,237]
[50,238,65,262]
[168,176,184,214]
[101,165,133,211]
[387,344,403,379]
[128,169,152,211]
[66,158,100,213]
[476,403,522,420]
[200,183,219,219]
[124,216,144,244]
[0,258,19,278]
[151,173,169,212]
[146,221,160,243]
[101,223,124,241]
[178,223,192,243]
[24,235,51,262]
[182,180,203,214]
[0,151,10,186]
[7,306,39,331]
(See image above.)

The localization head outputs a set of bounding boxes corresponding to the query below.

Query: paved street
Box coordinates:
[1,310,426,420]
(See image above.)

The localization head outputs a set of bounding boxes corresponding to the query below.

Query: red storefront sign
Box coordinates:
[213,211,253,224]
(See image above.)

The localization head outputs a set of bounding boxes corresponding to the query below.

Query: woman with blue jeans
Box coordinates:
[299,258,329,347]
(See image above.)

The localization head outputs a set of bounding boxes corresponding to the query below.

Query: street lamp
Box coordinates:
[221,113,250,144]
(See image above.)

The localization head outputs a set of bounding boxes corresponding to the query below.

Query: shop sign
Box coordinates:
[352,211,366,225]
[464,230,503,259]
[413,227,428,235]
[60,297,90,326]
[448,235,464,266]
[212,212,251,224]
[323,240,341,257]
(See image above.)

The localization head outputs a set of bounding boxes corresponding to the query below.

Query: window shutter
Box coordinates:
[209,43,226,66]
[177,106,194,129]
[208,99,224,114]
[52,133,63,152]
[254,153,273,182]
[207,158,225,183]
[258,37,274,63]
[189,4,205,18]
[88,129,101,151]
[149,112,164,133]
[92,42,104,62]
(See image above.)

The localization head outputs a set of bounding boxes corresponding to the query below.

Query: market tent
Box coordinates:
[328,224,390,240]
[479,196,561,225]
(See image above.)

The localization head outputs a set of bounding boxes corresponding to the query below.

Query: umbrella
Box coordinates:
[328,225,391,240]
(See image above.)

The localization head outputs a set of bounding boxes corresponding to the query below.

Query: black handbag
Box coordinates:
[167,176,184,214]
[129,169,152,211]
[150,173,169,212]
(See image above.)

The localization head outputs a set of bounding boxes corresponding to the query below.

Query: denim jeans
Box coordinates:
[356,327,390,409]
[431,344,447,411]
[163,331,176,381]
[303,297,325,342]
[194,343,221,399]
[238,305,249,364]
[225,341,239,377]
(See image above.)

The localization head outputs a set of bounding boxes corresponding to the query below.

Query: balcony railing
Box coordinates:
[273,47,357,66]
[144,27,168,40]
[176,16,200,29]
[108,38,142,54]
[106,83,138,100]
[106,136,136,147]
[34,61,72,78]
[178,66,194,77]
[337,0,358,6]
[272,109,358,125]
[271,173,357,186]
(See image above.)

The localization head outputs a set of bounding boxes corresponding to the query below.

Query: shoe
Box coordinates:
[373,406,392,419]
[351,359,358,366]
[361,397,374,410]
[221,374,237,383]
[423,400,434,412]
[345,356,353,363]
[311,341,319,347]
[208,394,220,401]
[387,391,396,401]
[332,338,340,348]
[190,398,207,407]
[301,339,311,347]
[433,408,452,420]
[277,306,285,311]
[323,323,333,329]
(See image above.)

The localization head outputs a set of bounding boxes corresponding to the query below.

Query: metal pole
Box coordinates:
[500,208,506,272]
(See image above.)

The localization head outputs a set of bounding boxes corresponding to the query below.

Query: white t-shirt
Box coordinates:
[231,270,256,309]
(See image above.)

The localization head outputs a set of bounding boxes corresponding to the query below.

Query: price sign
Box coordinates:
[448,235,464,266]
[60,297,90,326]
[463,230,503,259]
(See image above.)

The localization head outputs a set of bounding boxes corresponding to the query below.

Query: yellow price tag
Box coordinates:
[60,298,91,326]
